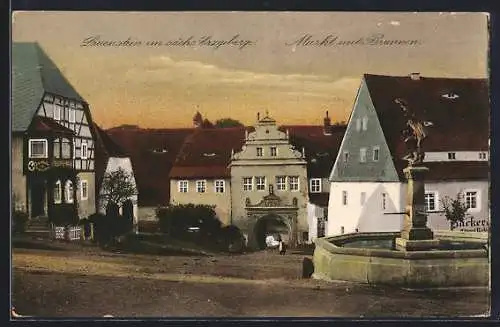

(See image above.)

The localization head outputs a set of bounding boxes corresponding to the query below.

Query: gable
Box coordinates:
[12,42,85,132]
[329,78,399,182]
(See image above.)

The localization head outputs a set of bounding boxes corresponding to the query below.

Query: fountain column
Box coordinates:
[395,166,440,251]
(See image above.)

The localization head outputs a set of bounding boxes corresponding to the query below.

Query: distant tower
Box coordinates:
[193,111,203,128]
[323,111,332,135]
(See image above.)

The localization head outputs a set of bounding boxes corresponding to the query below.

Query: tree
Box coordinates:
[214,118,244,128]
[440,193,470,225]
[100,167,136,208]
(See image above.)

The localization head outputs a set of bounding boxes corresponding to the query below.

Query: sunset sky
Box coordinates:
[12,12,489,129]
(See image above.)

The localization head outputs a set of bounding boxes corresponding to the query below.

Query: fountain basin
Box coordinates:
[312,231,489,288]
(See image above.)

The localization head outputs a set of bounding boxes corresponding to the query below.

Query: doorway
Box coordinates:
[30,180,46,217]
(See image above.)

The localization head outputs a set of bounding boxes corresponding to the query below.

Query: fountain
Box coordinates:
[312,101,489,288]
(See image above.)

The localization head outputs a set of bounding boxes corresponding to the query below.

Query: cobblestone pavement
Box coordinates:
[11,243,490,318]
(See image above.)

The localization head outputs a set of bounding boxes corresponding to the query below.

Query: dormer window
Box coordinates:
[442,92,459,100]
[203,152,216,157]
[479,152,487,160]
[153,148,168,153]
[448,152,456,160]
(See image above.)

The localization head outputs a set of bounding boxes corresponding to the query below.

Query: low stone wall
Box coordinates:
[312,232,489,288]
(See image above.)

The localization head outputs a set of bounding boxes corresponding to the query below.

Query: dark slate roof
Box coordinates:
[28,116,75,135]
[280,125,346,179]
[169,127,249,179]
[424,161,489,181]
[12,42,85,132]
[308,193,330,207]
[364,74,489,180]
[106,127,194,206]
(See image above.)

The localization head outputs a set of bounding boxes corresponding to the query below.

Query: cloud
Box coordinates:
[125,55,360,100]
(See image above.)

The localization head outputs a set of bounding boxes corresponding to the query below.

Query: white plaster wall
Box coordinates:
[327,182,404,236]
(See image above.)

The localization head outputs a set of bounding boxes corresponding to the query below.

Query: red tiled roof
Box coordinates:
[169,127,249,179]
[281,125,346,178]
[364,74,489,180]
[105,127,194,206]
[28,116,74,135]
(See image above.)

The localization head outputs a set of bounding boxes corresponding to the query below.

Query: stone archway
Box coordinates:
[253,214,290,250]
[245,191,299,250]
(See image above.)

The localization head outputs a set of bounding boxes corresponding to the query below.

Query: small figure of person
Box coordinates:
[279,239,287,255]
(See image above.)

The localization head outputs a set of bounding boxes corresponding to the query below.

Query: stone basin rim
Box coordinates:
[315,231,489,259]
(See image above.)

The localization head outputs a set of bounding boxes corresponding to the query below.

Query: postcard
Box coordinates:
[11,11,491,318]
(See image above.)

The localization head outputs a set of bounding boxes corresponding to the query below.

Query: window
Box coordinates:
[356,119,361,131]
[360,192,366,205]
[243,177,253,191]
[80,180,88,200]
[479,152,487,160]
[425,191,438,212]
[81,142,88,159]
[373,146,380,161]
[310,178,321,193]
[270,147,277,157]
[61,138,71,158]
[362,117,368,131]
[53,105,61,121]
[382,192,387,210]
[289,176,299,191]
[69,108,76,123]
[448,152,456,160]
[178,180,188,193]
[256,147,263,157]
[276,176,287,191]
[360,148,367,163]
[53,138,61,159]
[65,180,73,203]
[342,191,348,206]
[464,191,479,211]
[343,151,349,163]
[255,176,266,191]
[196,180,206,193]
[28,139,48,158]
[215,180,225,193]
[54,180,62,204]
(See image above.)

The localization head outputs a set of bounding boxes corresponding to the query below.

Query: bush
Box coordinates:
[218,225,245,253]
[157,204,221,239]
[89,211,133,246]
[48,205,79,226]
[12,210,29,234]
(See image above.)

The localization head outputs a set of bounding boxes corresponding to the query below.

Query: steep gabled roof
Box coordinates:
[28,116,75,135]
[106,127,193,206]
[364,74,489,180]
[169,127,249,179]
[12,42,86,132]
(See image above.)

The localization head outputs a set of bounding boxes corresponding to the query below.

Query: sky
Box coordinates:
[12,12,489,129]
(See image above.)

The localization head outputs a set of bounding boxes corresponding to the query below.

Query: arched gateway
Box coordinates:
[245,188,299,250]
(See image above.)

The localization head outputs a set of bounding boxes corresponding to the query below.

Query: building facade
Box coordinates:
[12,42,98,221]
[327,73,490,236]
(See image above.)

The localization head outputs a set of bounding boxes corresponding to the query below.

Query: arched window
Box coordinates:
[54,180,62,204]
[65,180,74,203]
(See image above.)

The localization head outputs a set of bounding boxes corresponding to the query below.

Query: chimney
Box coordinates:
[409,72,421,81]
[257,112,260,121]
[323,111,332,135]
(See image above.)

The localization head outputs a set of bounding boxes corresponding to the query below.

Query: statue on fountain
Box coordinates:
[394,98,433,166]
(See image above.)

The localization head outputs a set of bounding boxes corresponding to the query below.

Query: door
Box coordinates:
[30,180,46,217]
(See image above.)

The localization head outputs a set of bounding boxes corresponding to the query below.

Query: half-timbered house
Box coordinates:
[12,42,98,223]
